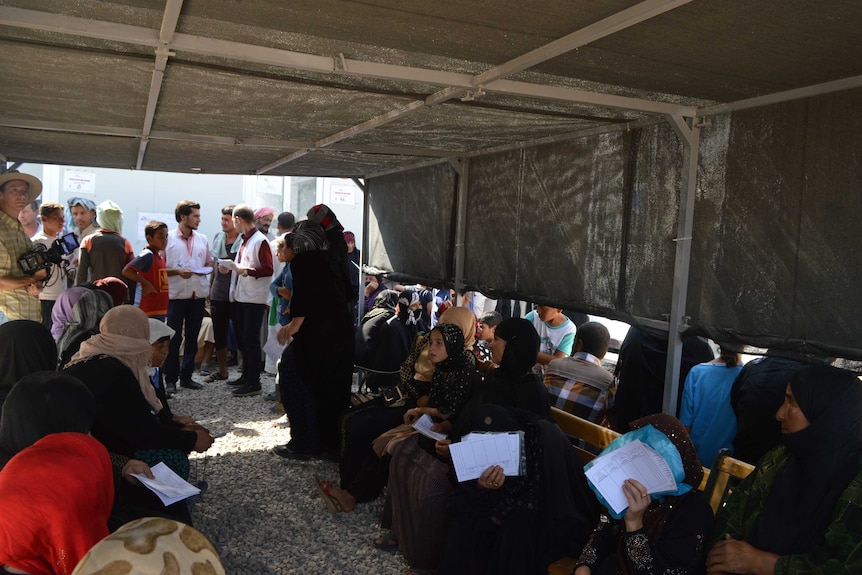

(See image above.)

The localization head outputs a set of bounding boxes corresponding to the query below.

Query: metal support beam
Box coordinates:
[662,114,700,416]
[257,101,426,174]
[136,0,183,169]
[358,178,370,310]
[451,158,469,298]
[472,0,693,87]
[365,157,449,180]
[698,74,862,117]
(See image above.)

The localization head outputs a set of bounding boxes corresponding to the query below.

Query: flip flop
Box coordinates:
[205,372,229,383]
[373,532,399,552]
[315,478,341,513]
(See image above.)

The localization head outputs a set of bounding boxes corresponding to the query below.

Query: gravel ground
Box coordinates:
[170,367,409,575]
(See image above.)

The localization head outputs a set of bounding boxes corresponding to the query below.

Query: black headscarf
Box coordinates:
[494,318,541,378]
[0,321,58,409]
[748,364,862,554]
[0,371,95,469]
[291,220,328,254]
[428,323,478,416]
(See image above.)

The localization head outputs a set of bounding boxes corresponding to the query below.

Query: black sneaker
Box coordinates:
[232,384,262,397]
[271,444,313,460]
[165,381,178,394]
[227,377,246,387]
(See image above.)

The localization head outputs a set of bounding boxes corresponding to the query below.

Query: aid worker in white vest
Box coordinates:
[163,200,213,393]
[223,204,273,398]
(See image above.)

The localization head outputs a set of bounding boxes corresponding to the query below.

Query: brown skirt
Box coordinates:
[387,435,454,570]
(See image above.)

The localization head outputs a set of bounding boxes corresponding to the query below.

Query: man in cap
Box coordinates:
[0,170,46,321]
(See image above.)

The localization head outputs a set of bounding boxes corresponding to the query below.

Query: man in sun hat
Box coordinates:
[0,170,46,321]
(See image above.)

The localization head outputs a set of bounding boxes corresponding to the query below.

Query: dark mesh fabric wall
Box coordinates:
[365,162,457,285]
[463,133,628,312]
[688,88,862,358]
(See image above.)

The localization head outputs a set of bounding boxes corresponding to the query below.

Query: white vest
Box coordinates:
[231,230,271,304]
[165,228,210,299]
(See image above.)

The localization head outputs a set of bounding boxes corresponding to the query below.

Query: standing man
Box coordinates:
[254,207,275,241]
[31,202,70,328]
[0,171,46,321]
[17,199,40,238]
[74,200,133,287]
[164,201,213,393]
[68,197,99,241]
[207,205,239,383]
[226,204,273,397]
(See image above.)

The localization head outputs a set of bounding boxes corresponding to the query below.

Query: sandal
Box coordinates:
[315,479,341,513]
[373,531,399,552]
[205,372,229,383]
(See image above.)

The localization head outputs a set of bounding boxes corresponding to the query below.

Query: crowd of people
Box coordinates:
[1,169,862,574]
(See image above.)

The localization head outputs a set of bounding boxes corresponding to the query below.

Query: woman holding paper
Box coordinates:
[706,365,862,575]
[575,414,713,575]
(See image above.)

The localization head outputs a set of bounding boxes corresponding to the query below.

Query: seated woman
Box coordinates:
[439,318,596,575]
[706,364,862,575]
[49,286,90,340]
[354,289,412,391]
[62,306,213,521]
[0,320,58,414]
[56,289,113,369]
[72,517,225,575]
[327,311,477,513]
[0,432,114,575]
[575,414,713,575]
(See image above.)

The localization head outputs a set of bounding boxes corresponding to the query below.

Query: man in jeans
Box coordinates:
[225,204,273,397]
[163,200,213,393]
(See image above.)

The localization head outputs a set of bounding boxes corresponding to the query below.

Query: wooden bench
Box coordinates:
[546,409,754,575]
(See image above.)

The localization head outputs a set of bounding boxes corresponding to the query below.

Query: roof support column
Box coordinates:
[450,158,469,305]
[353,177,368,309]
[663,115,701,415]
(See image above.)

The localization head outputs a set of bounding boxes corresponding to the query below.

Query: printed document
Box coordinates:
[584,439,677,515]
[131,462,201,506]
[412,413,448,442]
[449,432,523,482]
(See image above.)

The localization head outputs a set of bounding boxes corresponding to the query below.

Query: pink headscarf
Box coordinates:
[253,207,275,220]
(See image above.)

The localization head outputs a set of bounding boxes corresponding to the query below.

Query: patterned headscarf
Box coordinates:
[72,517,225,575]
[50,287,90,339]
[307,203,344,233]
[57,289,113,366]
[291,220,328,255]
[437,306,476,350]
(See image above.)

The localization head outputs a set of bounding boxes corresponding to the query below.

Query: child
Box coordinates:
[123,221,170,320]
[475,310,502,364]
[524,305,576,375]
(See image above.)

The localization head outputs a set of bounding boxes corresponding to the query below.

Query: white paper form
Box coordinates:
[584,440,677,515]
[131,462,201,506]
[449,432,523,482]
[217,258,238,272]
[411,413,448,442]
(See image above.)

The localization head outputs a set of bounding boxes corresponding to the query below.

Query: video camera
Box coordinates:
[17,232,79,275]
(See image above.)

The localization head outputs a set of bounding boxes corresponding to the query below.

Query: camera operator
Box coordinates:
[31,202,71,328]
[0,171,46,322]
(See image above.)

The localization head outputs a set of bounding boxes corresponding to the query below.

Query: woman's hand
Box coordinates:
[706,536,779,575]
[173,414,195,426]
[431,419,453,434]
[193,430,215,452]
[277,318,303,345]
[435,439,452,459]
[622,478,650,532]
[404,407,422,425]
[478,465,505,490]
[122,459,154,484]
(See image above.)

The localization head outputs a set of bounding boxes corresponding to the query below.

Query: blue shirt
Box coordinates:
[679,362,743,466]
[269,263,292,326]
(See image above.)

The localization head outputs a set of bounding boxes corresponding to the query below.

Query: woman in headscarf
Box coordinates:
[50,286,90,340]
[0,372,95,470]
[575,414,713,575]
[706,364,862,575]
[56,289,112,369]
[354,289,411,391]
[274,220,354,459]
[0,432,114,575]
[93,276,129,307]
[378,321,482,570]
[62,306,212,478]
[72,517,225,575]
[0,320,57,414]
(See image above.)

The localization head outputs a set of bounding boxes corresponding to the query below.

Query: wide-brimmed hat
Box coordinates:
[0,171,42,204]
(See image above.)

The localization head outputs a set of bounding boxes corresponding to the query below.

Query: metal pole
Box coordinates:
[451,158,469,304]
[355,177,369,313]
[663,115,700,415]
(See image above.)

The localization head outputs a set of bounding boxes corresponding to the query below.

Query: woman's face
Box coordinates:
[346,240,355,253]
[490,335,506,365]
[775,383,811,434]
[428,330,449,364]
